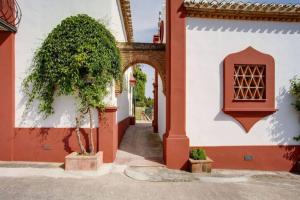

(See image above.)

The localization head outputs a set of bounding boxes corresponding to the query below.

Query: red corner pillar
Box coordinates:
[98,107,118,163]
[152,70,158,133]
[0,32,15,161]
[163,0,189,169]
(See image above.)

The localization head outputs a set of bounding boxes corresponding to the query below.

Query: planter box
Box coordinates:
[189,157,213,173]
[65,151,103,171]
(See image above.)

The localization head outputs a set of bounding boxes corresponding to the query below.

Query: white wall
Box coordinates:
[117,68,134,122]
[186,18,300,146]
[15,0,127,127]
[157,76,166,140]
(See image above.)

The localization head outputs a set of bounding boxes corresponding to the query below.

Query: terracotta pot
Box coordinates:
[65,151,103,171]
[189,157,213,173]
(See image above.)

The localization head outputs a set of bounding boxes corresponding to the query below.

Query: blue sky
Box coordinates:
[130,0,299,98]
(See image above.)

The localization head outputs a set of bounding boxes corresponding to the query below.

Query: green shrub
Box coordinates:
[290,77,300,141]
[190,149,207,160]
[23,14,121,117]
[133,66,147,104]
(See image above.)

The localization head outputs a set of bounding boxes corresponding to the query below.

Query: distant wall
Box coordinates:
[117,67,133,123]
[157,76,166,140]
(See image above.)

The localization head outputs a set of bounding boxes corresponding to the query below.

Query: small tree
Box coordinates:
[23,14,121,155]
[133,66,147,106]
[290,76,300,141]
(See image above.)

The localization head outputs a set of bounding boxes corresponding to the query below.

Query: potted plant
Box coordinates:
[189,148,213,173]
[23,15,121,171]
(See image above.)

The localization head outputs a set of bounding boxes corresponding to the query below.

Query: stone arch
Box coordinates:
[117,42,166,94]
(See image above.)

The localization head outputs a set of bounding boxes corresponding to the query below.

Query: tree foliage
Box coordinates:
[133,66,147,106]
[23,14,121,154]
[23,14,121,117]
[290,77,300,141]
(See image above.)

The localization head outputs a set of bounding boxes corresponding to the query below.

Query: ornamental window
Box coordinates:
[223,47,276,132]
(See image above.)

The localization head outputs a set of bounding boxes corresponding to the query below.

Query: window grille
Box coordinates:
[234,64,266,100]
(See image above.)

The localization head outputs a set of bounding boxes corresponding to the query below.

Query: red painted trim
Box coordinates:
[192,146,300,171]
[0,32,15,161]
[98,108,118,163]
[2,116,130,163]
[223,47,276,132]
[118,117,131,146]
[164,0,190,170]
[104,107,118,112]
[152,70,158,133]
[13,128,95,162]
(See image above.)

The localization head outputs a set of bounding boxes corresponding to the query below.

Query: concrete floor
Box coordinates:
[115,122,164,167]
[0,122,300,200]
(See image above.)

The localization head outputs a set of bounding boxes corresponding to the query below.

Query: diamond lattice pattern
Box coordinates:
[234,64,266,100]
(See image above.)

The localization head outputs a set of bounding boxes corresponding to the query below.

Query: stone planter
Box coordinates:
[65,151,103,171]
[189,157,213,173]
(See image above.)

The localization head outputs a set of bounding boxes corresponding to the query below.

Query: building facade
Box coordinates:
[0,0,134,163]
[1,0,300,171]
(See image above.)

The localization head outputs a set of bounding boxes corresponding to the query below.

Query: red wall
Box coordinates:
[118,117,131,146]
[192,146,300,172]
[0,32,15,161]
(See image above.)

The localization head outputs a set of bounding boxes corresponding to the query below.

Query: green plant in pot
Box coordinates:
[189,148,213,173]
[23,14,121,155]
[190,149,207,160]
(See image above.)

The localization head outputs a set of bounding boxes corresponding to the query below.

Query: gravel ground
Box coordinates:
[0,171,299,200]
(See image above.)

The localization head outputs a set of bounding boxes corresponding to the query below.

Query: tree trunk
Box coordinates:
[75,113,87,155]
[88,108,94,154]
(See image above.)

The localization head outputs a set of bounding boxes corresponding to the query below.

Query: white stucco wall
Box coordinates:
[186,18,300,146]
[157,76,166,140]
[15,0,127,127]
[117,68,134,122]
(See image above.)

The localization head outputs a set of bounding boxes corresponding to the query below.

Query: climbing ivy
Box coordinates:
[23,14,121,154]
[290,76,300,141]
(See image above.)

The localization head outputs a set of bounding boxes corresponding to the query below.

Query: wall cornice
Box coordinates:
[120,0,134,42]
[184,0,300,22]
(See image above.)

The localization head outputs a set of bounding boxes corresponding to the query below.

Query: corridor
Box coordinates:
[115,122,164,167]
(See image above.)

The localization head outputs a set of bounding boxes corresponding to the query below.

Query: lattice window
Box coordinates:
[234,64,266,100]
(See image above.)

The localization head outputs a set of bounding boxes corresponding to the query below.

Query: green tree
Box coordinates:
[23,14,121,155]
[145,97,154,108]
[290,76,300,141]
[133,66,147,106]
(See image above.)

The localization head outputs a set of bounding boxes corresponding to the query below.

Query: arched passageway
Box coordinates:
[116,43,166,166]
[117,42,166,94]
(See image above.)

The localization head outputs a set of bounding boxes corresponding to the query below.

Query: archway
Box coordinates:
[117,42,166,94]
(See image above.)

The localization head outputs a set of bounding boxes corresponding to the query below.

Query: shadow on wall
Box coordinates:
[214,61,245,130]
[186,19,300,34]
[15,88,96,155]
[268,87,300,171]
[214,62,300,171]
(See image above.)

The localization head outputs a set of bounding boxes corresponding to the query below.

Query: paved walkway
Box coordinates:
[115,122,164,167]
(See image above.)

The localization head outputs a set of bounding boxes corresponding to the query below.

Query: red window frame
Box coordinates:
[223,47,276,132]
